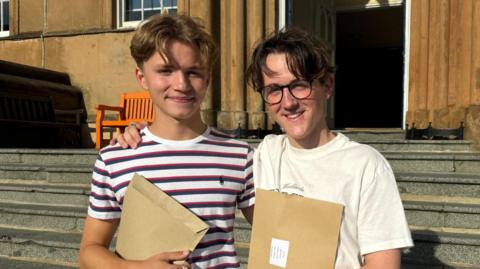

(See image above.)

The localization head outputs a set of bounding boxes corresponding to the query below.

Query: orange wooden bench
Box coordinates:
[95,91,154,149]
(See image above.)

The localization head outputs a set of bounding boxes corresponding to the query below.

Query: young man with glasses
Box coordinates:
[116,27,413,268]
[247,27,413,268]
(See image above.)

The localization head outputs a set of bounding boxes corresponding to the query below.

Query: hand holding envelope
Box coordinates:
[115,173,209,261]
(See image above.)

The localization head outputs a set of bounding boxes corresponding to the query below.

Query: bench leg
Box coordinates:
[95,123,103,150]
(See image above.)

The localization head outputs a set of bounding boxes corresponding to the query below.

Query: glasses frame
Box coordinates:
[258,78,317,105]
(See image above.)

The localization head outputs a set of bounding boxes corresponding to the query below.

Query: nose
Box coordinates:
[280,87,298,109]
[172,71,190,91]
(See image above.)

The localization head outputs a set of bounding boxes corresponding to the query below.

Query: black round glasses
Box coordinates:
[258,78,315,105]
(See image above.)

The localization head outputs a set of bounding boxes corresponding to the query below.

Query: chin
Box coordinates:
[283,127,309,140]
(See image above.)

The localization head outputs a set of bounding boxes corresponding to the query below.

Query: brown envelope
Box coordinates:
[115,173,209,261]
[247,189,344,269]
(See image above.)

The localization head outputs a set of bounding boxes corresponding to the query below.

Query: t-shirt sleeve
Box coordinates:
[357,158,414,255]
[87,154,122,219]
[237,146,255,209]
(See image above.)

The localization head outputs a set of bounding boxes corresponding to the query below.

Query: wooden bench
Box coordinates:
[0,92,83,147]
[95,91,154,149]
[405,122,464,140]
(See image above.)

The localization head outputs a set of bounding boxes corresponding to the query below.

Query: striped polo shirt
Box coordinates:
[88,126,255,268]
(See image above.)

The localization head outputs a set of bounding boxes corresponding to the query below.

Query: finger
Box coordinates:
[125,123,143,149]
[155,250,190,262]
[114,130,129,149]
[124,130,140,149]
[178,262,191,269]
[173,260,191,268]
[109,137,117,145]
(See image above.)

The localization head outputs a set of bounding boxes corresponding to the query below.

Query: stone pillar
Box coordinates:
[217,0,246,129]
[178,0,217,126]
[246,0,265,130]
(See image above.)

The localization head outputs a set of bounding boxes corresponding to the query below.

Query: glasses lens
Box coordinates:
[262,86,283,104]
[289,81,312,99]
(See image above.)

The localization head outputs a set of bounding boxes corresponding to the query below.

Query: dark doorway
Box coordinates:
[334,7,404,128]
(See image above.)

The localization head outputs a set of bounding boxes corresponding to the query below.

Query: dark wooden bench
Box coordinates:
[0,92,83,147]
[405,122,464,140]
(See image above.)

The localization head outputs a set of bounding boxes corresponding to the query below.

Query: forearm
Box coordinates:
[79,244,137,269]
[360,249,401,269]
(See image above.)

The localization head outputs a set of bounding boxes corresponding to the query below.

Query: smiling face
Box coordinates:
[135,40,209,126]
[263,53,333,148]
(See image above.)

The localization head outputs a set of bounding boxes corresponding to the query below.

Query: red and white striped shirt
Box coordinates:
[88,127,255,268]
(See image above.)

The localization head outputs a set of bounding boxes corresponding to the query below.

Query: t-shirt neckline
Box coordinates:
[142,126,210,147]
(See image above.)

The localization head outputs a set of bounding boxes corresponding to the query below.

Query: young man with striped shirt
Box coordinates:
[79,15,255,269]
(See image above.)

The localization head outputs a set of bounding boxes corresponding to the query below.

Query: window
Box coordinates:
[0,0,8,37]
[117,0,177,28]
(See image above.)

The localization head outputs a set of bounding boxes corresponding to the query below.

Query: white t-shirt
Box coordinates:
[253,133,413,269]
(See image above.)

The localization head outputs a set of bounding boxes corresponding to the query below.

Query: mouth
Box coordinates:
[283,111,304,120]
[168,96,196,103]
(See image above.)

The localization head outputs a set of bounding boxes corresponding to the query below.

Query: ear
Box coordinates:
[205,76,210,88]
[135,67,148,90]
[323,75,334,100]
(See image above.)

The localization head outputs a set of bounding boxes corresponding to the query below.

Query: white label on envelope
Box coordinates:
[269,238,290,268]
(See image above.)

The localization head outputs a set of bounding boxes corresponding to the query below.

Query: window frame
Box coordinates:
[0,0,9,37]
[116,0,177,29]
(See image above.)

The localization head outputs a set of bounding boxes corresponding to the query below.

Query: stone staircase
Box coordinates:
[0,149,94,269]
[0,131,479,268]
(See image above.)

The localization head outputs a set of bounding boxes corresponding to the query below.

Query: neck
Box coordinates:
[149,114,207,140]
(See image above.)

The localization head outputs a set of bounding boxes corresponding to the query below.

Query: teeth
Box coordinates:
[286,113,301,119]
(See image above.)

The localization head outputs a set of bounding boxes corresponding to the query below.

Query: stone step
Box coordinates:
[0,180,90,206]
[337,129,407,141]
[0,149,97,166]
[1,152,479,185]
[402,194,480,229]
[1,219,479,268]
[0,225,249,268]
[234,216,480,267]
[0,226,81,264]
[384,151,480,173]
[243,137,474,152]
[397,172,480,197]
[2,193,478,243]
[403,227,480,268]
[402,263,480,269]
[0,164,92,184]
[0,202,86,233]
[0,139,476,169]
[0,255,77,269]
[362,140,473,152]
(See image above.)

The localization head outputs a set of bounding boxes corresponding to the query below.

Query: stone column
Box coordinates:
[217,0,246,129]
[178,0,217,126]
[246,0,265,130]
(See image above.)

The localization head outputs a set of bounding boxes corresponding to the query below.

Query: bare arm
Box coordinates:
[79,216,190,269]
[360,248,401,269]
[240,205,254,225]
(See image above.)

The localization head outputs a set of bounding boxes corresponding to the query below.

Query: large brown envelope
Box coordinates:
[115,173,209,261]
[247,188,344,269]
